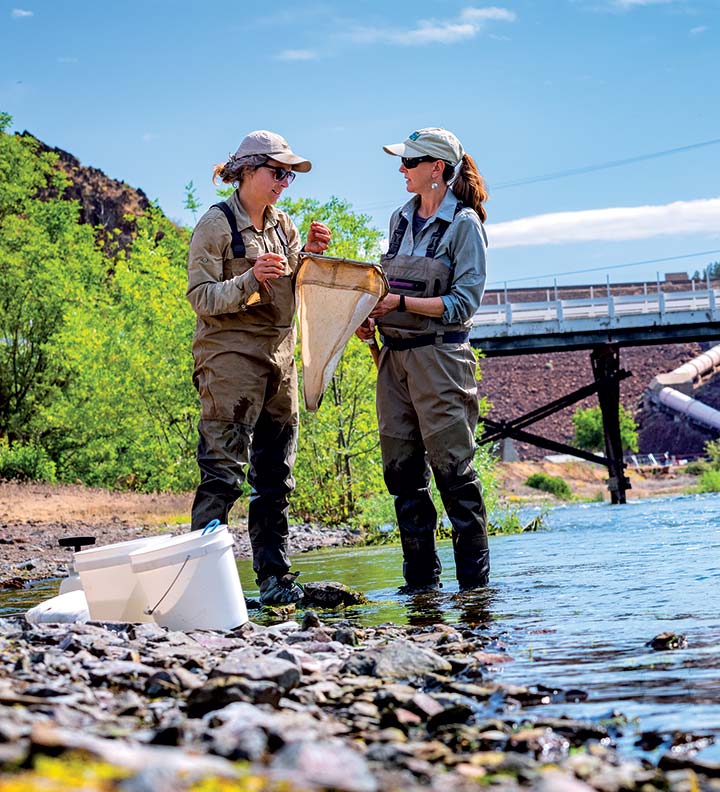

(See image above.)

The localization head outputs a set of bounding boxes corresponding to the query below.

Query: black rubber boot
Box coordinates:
[190,424,245,531]
[395,489,442,589]
[247,415,297,582]
[381,435,442,589]
[437,471,490,589]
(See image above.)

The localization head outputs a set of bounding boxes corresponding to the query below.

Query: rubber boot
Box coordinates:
[191,422,246,531]
[395,489,442,589]
[436,471,489,589]
[247,415,297,582]
[381,435,442,590]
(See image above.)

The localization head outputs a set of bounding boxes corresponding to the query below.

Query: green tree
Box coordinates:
[572,404,638,452]
[0,116,107,442]
[43,209,197,490]
[279,196,385,522]
[183,180,202,223]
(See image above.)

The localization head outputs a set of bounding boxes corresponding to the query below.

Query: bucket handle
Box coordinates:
[201,519,222,536]
[144,554,191,617]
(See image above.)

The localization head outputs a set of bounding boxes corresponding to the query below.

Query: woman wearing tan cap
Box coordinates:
[186,130,330,605]
[359,127,490,593]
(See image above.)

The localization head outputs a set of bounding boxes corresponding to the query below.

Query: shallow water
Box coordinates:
[245,493,720,760]
[4,492,720,760]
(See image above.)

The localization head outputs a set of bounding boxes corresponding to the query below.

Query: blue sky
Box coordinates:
[2,0,719,288]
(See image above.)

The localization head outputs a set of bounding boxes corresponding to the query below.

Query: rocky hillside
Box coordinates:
[22,132,151,250]
[479,342,720,460]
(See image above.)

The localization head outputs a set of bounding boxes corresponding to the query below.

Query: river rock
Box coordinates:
[302,581,369,608]
[186,676,281,716]
[355,639,452,679]
[646,632,688,650]
[212,653,301,692]
[272,740,377,792]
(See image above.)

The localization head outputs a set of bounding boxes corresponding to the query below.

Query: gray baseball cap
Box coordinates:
[234,130,312,172]
[383,127,464,167]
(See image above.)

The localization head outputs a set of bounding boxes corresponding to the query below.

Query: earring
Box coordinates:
[431,182,438,190]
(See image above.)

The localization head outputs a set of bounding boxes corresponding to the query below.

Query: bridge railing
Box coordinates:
[473,287,719,328]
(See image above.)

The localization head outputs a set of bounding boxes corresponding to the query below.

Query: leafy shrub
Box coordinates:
[696,469,720,493]
[0,438,56,482]
[572,405,638,452]
[684,459,710,476]
[525,471,572,499]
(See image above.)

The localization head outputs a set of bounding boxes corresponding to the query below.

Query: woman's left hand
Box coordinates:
[369,294,401,318]
[304,221,331,254]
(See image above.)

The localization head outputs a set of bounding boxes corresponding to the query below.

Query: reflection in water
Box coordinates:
[402,588,496,630]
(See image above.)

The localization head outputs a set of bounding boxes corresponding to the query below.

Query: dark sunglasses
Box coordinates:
[401,155,438,169]
[259,164,296,184]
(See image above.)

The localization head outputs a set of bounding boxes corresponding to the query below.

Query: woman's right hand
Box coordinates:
[355,318,375,341]
[253,252,287,283]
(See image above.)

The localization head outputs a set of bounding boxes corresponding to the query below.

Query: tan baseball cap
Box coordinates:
[233,130,312,172]
[383,127,464,167]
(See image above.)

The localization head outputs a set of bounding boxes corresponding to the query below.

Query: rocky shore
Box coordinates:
[0,479,356,585]
[1,605,717,791]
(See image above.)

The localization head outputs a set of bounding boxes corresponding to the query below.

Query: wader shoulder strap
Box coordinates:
[386,201,466,260]
[385,216,409,259]
[274,216,290,255]
[425,201,465,259]
[212,202,246,258]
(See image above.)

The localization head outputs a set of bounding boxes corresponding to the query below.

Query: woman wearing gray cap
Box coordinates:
[187,130,330,605]
[359,127,489,593]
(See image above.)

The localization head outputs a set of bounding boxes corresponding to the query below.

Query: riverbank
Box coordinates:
[0,481,355,585]
[0,460,700,585]
[496,459,697,503]
[1,610,716,791]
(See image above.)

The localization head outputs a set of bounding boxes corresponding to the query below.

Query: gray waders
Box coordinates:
[376,209,490,590]
[190,202,298,584]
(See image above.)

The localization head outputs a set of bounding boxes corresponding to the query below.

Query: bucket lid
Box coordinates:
[74,534,174,573]
[129,525,234,573]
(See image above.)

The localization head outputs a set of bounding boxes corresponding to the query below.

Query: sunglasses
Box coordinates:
[401,155,438,169]
[259,164,296,184]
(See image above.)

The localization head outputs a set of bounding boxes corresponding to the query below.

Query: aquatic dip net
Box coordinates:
[296,253,388,411]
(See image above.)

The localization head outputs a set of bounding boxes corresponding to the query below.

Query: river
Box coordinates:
[4,492,720,761]
[243,493,720,761]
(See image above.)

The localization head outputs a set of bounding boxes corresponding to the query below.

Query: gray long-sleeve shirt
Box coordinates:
[388,188,487,324]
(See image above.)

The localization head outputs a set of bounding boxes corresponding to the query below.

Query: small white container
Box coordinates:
[75,535,172,622]
[129,524,247,631]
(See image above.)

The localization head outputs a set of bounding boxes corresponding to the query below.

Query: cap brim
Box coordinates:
[271,152,312,173]
[383,142,426,158]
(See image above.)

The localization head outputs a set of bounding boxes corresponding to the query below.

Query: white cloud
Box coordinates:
[349,5,516,46]
[11,8,33,17]
[610,0,678,7]
[487,197,720,249]
[275,49,319,61]
[690,25,708,34]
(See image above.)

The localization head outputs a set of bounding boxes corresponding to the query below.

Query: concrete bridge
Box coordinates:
[469,278,720,503]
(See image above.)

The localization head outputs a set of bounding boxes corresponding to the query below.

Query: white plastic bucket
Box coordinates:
[75,535,173,622]
[129,524,247,631]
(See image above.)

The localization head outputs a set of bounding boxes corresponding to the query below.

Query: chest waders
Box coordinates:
[190,202,299,586]
[376,205,490,591]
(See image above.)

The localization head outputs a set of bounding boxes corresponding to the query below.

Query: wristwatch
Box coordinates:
[397,294,406,312]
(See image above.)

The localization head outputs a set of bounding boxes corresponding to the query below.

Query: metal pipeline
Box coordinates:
[655,386,720,431]
[648,343,720,431]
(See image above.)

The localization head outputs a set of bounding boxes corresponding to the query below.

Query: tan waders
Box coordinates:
[377,208,490,590]
[187,196,299,584]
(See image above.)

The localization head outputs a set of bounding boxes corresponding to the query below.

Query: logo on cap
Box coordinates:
[408,131,421,141]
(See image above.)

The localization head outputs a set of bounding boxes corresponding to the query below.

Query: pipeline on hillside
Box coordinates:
[648,343,720,432]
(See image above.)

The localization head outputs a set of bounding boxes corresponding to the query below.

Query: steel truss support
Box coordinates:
[591,345,632,503]
[478,344,632,503]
